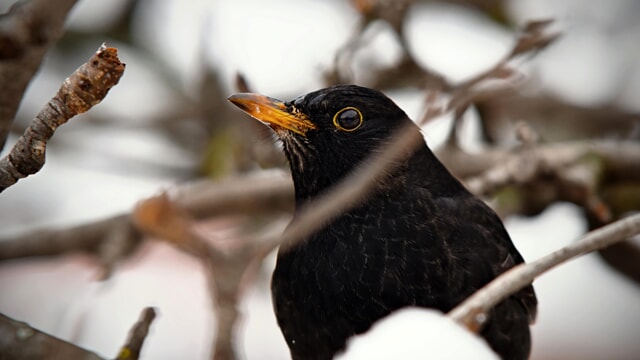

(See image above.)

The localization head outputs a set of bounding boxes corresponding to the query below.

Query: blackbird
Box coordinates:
[228,85,537,360]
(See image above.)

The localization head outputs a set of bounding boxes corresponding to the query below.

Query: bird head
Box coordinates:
[228,85,420,201]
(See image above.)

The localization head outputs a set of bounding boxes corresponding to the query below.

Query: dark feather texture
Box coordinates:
[233,85,537,360]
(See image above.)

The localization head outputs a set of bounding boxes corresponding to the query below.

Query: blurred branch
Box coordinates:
[0,0,79,149]
[0,312,104,360]
[438,140,640,184]
[115,307,157,360]
[0,170,292,275]
[170,169,293,218]
[0,214,142,280]
[0,44,125,192]
[477,92,640,144]
[329,0,445,88]
[447,139,639,226]
[133,193,285,360]
[448,213,640,331]
[430,19,558,145]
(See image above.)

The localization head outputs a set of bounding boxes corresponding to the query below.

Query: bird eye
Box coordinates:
[333,107,363,132]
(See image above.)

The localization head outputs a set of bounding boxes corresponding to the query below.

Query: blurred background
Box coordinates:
[1,0,639,359]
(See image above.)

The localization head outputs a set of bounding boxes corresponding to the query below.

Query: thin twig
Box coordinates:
[416,19,558,129]
[448,213,640,329]
[439,140,640,184]
[0,43,125,192]
[115,307,157,360]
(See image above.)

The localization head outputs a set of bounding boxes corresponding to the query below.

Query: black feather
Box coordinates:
[269,85,537,360]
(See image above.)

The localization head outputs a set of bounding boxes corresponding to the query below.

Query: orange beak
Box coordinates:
[228,93,316,136]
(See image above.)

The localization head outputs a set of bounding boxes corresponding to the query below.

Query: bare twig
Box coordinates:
[448,213,640,330]
[416,19,559,136]
[463,144,550,197]
[0,0,79,148]
[439,140,640,185]
[0,312,104,360]
[115,307,157,360]
[0,43,125,192]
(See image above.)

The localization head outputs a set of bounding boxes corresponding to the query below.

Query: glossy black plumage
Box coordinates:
[229,85,537,360]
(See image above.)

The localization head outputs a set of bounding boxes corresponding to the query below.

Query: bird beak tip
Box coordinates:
[227,93,253,108]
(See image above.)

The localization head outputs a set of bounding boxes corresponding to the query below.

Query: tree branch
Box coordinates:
[0,43,125,192]
[0,312,104,360]
[0,306,157,360]
[0,214,142,280]
[438,140,640,185]
[447,213,640,330]
[0,0,79,148]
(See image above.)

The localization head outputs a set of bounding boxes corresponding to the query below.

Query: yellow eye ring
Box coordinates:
[333,107,363,132]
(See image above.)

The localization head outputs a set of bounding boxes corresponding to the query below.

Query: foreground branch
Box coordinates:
[0,43,125,192]
[0,312,103,360]
[0,306,157,360]
[448,213,640,330]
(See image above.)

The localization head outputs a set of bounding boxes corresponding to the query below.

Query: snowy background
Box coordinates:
[1,0,639,359]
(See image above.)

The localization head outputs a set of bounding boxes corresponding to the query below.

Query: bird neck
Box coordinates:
[288,139,467,209]
[289,147,415,208]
